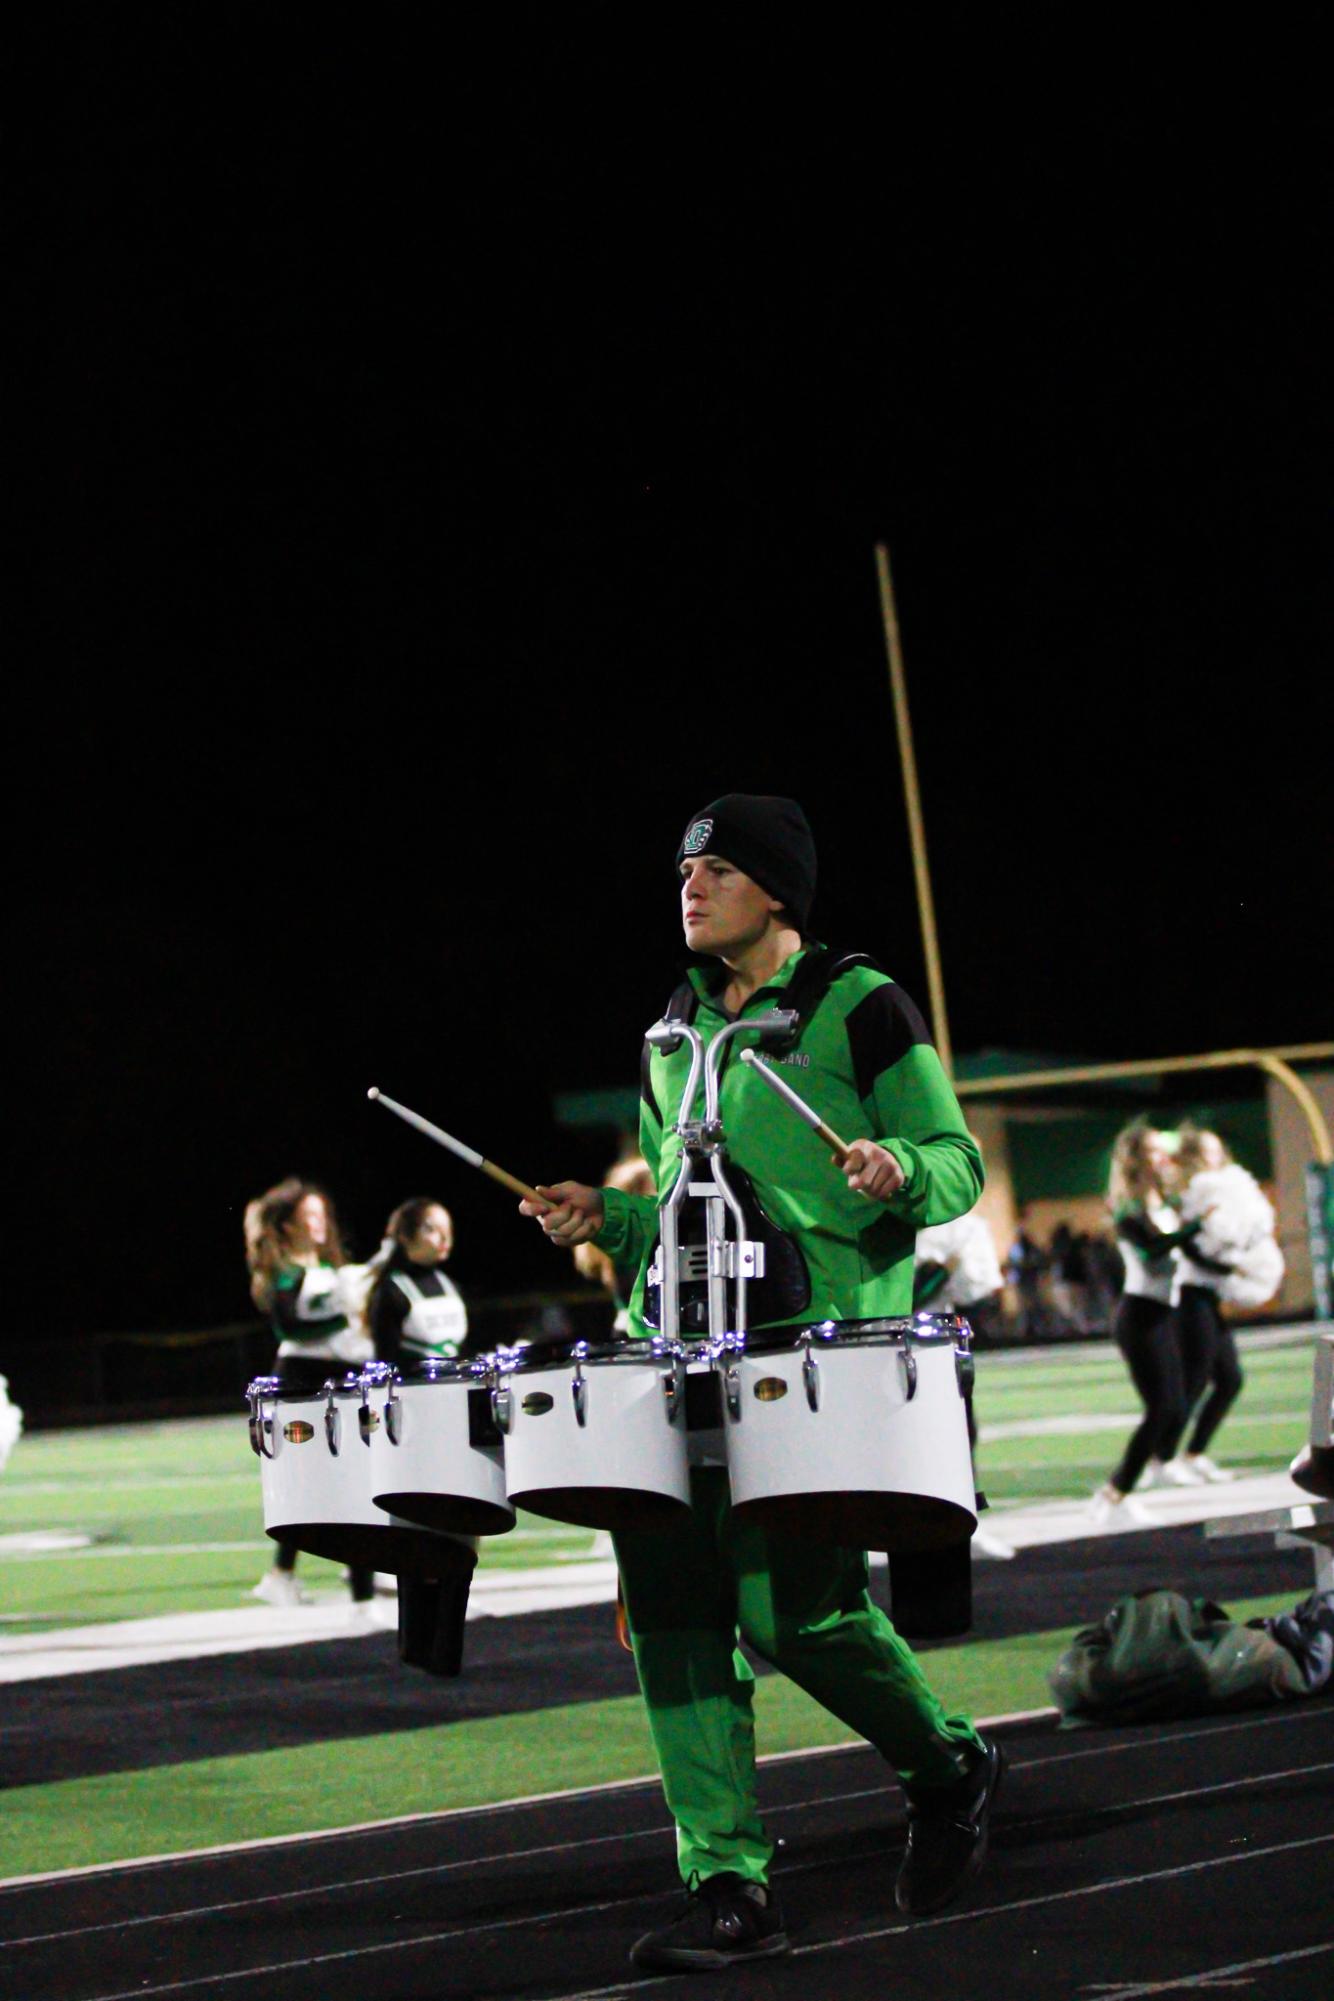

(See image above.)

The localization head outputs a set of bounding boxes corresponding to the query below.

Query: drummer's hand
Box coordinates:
[838,1140,907,1202]
[519,1182,605,1246]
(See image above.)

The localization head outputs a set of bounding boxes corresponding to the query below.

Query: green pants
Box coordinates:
[613,1467,982,1886]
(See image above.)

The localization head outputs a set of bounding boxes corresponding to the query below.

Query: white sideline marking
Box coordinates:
[0,1530,93,1553]
[1078,1938,1334,1996]
[54,1831,1334,2001]
[0,1540,270,1563]
[1,1469,1314,1679]
[978,1408,1300,1441]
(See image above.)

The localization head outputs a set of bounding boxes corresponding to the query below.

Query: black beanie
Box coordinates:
[676,794,817,932]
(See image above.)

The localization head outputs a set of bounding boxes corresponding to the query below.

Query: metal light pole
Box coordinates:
[874,542,953,1077]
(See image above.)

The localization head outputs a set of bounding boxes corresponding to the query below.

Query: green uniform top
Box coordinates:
[597,947,984,1332]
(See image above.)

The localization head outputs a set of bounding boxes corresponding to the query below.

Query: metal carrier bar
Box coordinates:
[644,1009,797,1345]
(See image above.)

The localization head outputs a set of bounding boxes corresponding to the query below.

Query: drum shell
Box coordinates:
[723,1322,977,1552]
[255,1385,477,1577]
[499,1345,691,1530]
[367,1374,515,1538]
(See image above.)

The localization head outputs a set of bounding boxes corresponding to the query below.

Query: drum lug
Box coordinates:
[662,1354,687,1425]
[802,1347,821,1412]
[900,1347,918,1402]
[324,1383,341,1457]
[572,1363,588,1428]
[954,1348,975,1399]
[386,1388,402,1445]
[491,1385,513,1435]
[358,1379,375,1446]
[723,1364,742,1422]
[247,1378,281,1458]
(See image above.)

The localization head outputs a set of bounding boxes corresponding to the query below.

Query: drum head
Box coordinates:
[731,1487,976,1554]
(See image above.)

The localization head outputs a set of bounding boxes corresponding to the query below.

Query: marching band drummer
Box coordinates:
[521,793,1003,1975]
[366,1197,473,1369]
[244,1176,375,1608]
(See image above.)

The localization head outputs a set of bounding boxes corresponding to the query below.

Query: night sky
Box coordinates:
[13,31,1331,1339]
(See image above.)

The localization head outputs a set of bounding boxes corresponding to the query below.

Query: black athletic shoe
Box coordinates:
[630,1873,789,1972]
[895,1736,1006,1916]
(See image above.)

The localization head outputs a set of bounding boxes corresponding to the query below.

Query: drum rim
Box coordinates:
[738,1313,971,1354]
[247,1373,368,1402]
[497,1335,681,1374]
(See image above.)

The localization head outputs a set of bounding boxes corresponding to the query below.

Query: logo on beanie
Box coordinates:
[682,818,713,857]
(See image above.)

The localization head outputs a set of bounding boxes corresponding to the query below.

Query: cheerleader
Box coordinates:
[1090,1122,1207,1526]
[0,1373,22,1475]
[365,1198,472,1367]
[244,1177,375,1605]
[1171,1125,1284,1482]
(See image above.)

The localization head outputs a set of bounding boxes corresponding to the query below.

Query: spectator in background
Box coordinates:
[1005,1214,1047,1339]
[1047,1223,1091,1335]
[366,1197,472,1369]
[1171,1125,1284,1483]
[573,1152,657,1333]
[1090,1123,1208,1527]
[1084,1230,1122,1334]
[244,1177,374,1607]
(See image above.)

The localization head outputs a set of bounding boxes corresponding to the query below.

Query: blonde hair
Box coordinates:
[1176,1122,1232,1179]
[573,1152,655,1292]
[1107,1121,1170,1213]
[244,1177,347,1311]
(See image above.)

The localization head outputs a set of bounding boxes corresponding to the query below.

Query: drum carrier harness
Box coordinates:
[643,947,877,1342]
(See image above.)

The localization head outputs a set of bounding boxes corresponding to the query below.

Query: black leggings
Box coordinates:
[1109,1295,1189,1494]
[1176,1284,1244,1456]
[272,1355,375,1601]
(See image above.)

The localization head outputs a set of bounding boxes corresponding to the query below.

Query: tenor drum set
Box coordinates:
[247,1010,980,1571]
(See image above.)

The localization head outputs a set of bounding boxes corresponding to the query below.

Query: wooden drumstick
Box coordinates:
[738,1049,851,1163]
[367,1088,552,1207]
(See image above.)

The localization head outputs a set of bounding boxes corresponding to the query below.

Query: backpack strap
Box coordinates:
[767,945,879,1051]
[655,947,878,1052]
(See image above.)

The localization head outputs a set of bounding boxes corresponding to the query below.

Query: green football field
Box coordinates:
[0,1329,1319,1879]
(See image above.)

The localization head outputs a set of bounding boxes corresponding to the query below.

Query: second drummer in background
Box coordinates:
[366,1198,473,1369]
[522,792,1003,1976]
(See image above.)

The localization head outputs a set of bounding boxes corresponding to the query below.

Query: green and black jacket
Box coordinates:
[597,947,984,1334]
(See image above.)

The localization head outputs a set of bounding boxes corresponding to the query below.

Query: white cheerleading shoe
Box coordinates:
[1089,1485,1154,1529]
[251,1569,310,1607]
[1159,1456,1207,1486]
[1182,1453,1235,1483]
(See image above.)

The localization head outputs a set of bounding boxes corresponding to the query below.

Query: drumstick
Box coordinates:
[367,1089,552,1207]
[738,1050,851,1163]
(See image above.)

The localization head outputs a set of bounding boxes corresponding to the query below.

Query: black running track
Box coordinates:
[4,1705,1333,2001]
[6,1525,1333,2000]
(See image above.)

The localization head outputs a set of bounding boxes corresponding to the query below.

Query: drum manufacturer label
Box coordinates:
[753,1377,789,1402]
[521,1392,555,1416]
[282,1421,315,1444]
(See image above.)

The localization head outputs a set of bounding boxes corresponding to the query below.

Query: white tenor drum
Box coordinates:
[247,1373,476,1577]
[495,1337,691,1530]
[362,1359,515,1538]
[720,1315,978,1552]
